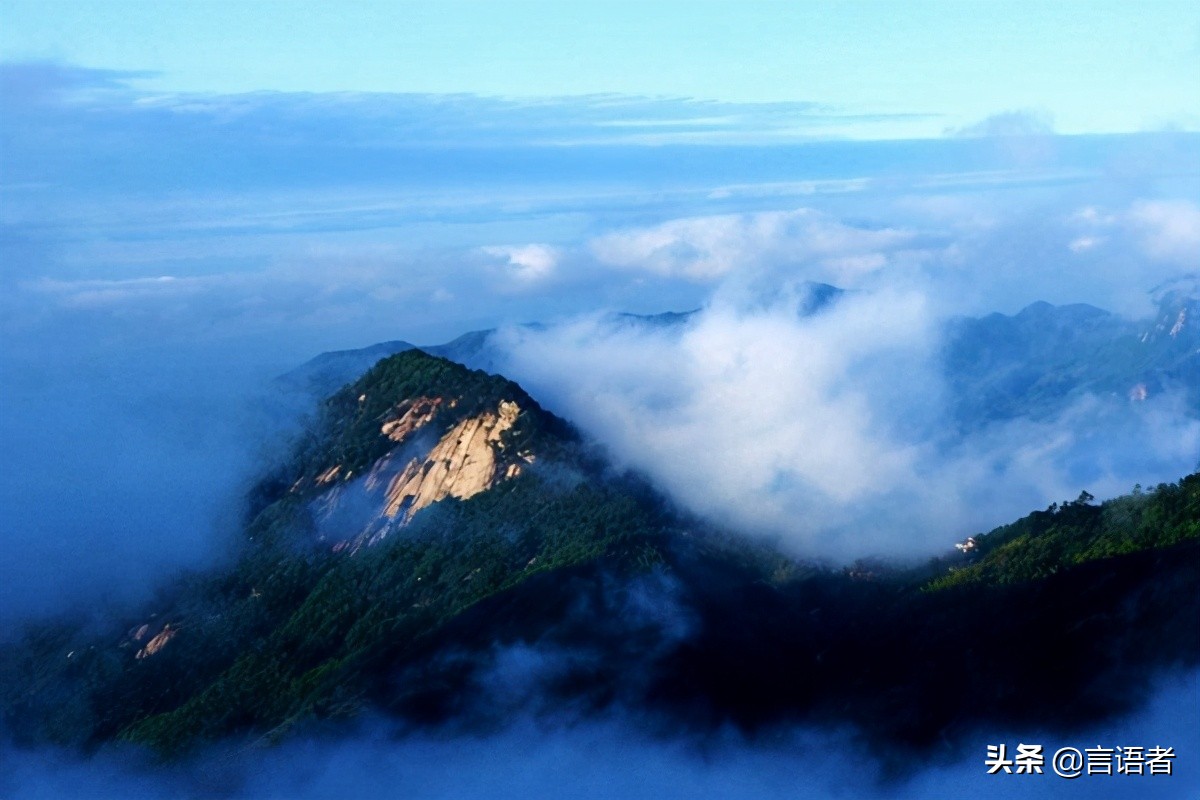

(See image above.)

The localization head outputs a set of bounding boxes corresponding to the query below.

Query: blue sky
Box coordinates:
[1,0,1198,136]
[0,2,1196,359]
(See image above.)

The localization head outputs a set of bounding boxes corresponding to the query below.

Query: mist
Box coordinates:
[3,669,1195,799]
[0,333,306,630]
[490,278,1200,560]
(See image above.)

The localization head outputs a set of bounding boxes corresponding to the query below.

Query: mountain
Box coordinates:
[2,351,671,752]
[277,328,526,398]
[2,349,1197,760]
[279,283,845,399]
[277,339,417,397]
[285,286,1200,432]
[945,290,1200,426]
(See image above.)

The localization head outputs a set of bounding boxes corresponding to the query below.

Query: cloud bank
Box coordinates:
[491,279,1200,559]
[588,208,927,284]
[3,669,1196,799]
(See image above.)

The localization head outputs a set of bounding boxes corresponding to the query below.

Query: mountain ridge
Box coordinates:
[1,348,1197,762]
[284,288,1199,432]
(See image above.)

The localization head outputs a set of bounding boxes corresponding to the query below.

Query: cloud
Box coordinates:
[12,194,1192,570]
[482,244,561,284]
[26,275,208,309]
[0,335,304,629]
[1067,235,1103,253]
[944,110,1061,171]
[3,253,483,349]
[950,109,1056,138]
[1126,199,1200,264]
[5,182,1195,577]
[588,209,926,284]
[1060,199,1200,312]
[489,285,1200,560]
[0,60,940,157]
[3,669,1197,799]
[1070,200,1200,265]
[853,191,1200,319]
[0,61,155,108]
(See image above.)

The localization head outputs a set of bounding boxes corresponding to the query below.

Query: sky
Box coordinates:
[1,0,1198,136]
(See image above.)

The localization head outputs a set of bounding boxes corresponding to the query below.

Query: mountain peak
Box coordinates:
[796,281,845,315]
[282,350,570,551]
[1150,273,1200,304]
[1013,299,1109,322]
[1141,282,1199,347]
[4,328,1198,762]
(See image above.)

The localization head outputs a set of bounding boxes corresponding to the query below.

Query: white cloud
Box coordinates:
[491,289,932,556]
[950,109,1056,138]
[1068,235,1103,253]
[25,274,210,308]
[491,285,1200,560]
[587,209,922,284]
[482,244,561,283]
[1072,206,1116,226]
[1127,199,1200,264]
[1070,199,1200,265]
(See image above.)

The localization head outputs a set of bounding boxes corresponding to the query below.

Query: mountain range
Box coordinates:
[282,283,1200,430]
[2,287,1198,766]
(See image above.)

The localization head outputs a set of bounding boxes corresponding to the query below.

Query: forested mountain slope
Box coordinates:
[2,351,1196,759]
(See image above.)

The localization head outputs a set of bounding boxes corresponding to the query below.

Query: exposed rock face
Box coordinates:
[309,389,537,552]
[135,624,177,660]
[382,400,521,521]
[301,397,448,497]
[1170,308,1187,338]
[381,396,443,442]
[314,465,342,486]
